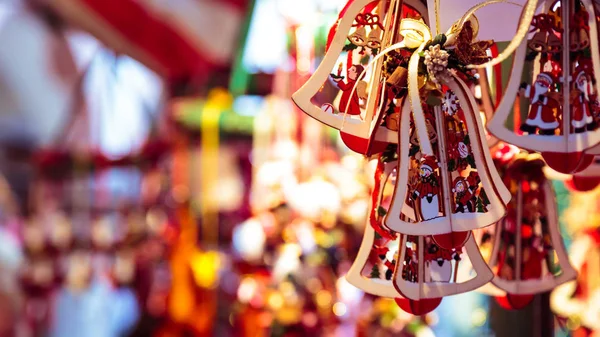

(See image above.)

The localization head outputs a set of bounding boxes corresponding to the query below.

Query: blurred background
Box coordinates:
[0,0,595,336]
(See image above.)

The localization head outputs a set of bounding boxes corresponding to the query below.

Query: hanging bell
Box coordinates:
[366,27,383,51]
[293,0,429,155]
[346,154,444,315]
[486,0,600,174]
[347,157,402,298]
[393,233,493,301]
[348,26,368,47]
[528,30,550,53]
[477,152,576,309]
[546,32,563,53]
[385,85,510,243]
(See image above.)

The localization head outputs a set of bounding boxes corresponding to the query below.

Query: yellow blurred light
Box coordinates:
[315,290,332,308]
[566,316,582,331]
[268,292,284,310]
[374,298,392,313]
[279,281,296,297]
[190,251,220,289]
[471,308,487,327]
[332,302,347,317]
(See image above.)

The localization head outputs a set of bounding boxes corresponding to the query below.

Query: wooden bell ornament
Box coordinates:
[292,0,429,155]
[346,157,402,298]
[483,153,576,309]
[486,0,600,174]
[346,155,443,314]
[551,228,600,331]
[385,83,511,244]
[393,233,494,301]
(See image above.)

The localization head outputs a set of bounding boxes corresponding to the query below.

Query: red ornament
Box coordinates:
[394,297,442,315]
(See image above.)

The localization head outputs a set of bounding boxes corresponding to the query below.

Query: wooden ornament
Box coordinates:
[478,154,576,307]
[346,158,403,298]
[392,233,493,301]
[292,0,429,151]
[385,80,511,236]
[486,0,600,173]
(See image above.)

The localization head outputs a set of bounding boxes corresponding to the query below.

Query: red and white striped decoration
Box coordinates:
[45,0,248,85]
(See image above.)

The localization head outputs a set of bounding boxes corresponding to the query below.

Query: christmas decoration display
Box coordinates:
[9,0,600,334]
[291,0,549,313]
[486,0,600,174]
[385,83,510,237]
[477,151,576,309]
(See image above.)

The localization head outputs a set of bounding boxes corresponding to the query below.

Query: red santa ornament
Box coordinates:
[452,177,474,213]
[571,61,597,133]
[332,64,366,116]
[519,72,561,135]
[485,1,600,174]
[386,87,510,239]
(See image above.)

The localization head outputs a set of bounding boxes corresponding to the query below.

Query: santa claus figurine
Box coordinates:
[411,156,440,221]
[453,177,474,213]
[571,61,597,133]
[331,64,366,116]
[519,72,561,135]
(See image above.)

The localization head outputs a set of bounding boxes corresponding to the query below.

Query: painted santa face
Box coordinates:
[458,142,469,158]
[348,66,358,81]
[420,166,432,177]
[577,74,589,94]
[534,80,551,95]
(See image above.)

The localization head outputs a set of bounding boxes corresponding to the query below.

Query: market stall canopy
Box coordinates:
[44,0,250,91]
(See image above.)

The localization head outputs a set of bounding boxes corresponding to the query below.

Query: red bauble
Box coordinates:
[340,131,389,156]
[394,297,442,315]
[541,152,594,174]
[432,232,470,250]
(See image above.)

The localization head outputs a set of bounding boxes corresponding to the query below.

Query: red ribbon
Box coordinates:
[353,13,384,29]
[530,14,562,33]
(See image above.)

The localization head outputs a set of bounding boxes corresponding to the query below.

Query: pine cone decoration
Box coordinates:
[423,44,451,85]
